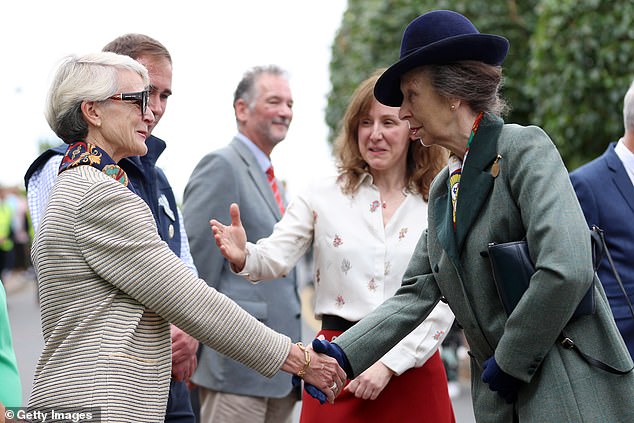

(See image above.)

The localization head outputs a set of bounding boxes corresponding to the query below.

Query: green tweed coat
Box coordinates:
[334,115,634,422]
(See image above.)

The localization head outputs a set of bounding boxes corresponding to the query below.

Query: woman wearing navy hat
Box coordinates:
[314,9,634,423]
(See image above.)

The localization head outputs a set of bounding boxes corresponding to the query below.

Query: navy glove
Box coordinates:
[312,338,353,376]
[481,356,520,404]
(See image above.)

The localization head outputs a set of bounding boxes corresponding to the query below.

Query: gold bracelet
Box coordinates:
[295,342,311,378]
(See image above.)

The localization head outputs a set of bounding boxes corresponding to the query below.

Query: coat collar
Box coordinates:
[432,187,458,260]
[432,113,504,255]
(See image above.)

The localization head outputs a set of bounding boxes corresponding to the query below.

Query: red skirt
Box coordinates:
[300,329,455,423]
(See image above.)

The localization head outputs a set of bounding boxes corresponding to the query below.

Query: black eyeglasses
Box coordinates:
[108,89,149,115]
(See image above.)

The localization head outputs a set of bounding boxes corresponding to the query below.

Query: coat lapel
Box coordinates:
[431,184,459,262]
[455,115,503,251]
[231,139,282,219]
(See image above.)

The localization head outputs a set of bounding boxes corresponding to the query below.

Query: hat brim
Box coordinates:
[375,33,509,106]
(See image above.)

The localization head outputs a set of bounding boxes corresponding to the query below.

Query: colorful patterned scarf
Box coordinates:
[448,112,484,229]
[59,141,131,189]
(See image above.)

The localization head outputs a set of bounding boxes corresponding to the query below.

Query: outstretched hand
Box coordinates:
[209,203,247,271]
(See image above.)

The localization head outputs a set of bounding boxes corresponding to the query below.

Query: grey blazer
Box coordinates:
[334,115,634,422]
[29,166,291,422]
[184,138,301,398]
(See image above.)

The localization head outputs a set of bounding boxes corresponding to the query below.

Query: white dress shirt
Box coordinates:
[241,174,454,374]
[615,138,634,186]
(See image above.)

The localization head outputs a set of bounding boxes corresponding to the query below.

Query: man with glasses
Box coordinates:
[24,34,199,423]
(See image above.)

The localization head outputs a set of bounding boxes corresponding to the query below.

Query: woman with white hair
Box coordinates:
[29,52,346,422]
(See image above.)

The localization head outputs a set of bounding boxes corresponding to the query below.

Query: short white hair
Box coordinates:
[45,51,149,143]
[623,80,634,133]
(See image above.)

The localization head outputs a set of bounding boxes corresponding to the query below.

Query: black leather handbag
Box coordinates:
[487,225,634,375]
[487,239,595,318]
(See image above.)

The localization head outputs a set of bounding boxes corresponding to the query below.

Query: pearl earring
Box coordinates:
[450,104,456,111]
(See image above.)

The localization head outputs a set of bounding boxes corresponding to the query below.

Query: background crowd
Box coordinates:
[0,186,33,287]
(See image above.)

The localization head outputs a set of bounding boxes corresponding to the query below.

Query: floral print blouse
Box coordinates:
[240,174,454,374]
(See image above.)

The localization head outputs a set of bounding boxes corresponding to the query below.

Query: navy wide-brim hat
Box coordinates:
[375,10,509,106]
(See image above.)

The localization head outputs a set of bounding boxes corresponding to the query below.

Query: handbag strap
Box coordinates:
[556,226,634,375]
[559,333,634,375]
[591,225,634,319]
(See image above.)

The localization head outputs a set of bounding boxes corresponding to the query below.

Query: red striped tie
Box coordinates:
[266,165,285,215]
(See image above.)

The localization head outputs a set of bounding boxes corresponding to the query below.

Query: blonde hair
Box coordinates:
[333,69,447,200]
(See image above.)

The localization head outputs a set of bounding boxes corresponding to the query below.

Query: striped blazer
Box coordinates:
[29,166,291,422]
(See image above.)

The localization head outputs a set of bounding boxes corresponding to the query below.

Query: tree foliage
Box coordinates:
[528,0,634,168]
[327,0,634,169]
[326,0,419,143]
[327,0,538,142]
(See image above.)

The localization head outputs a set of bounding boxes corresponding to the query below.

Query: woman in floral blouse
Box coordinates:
[211,69,455,423]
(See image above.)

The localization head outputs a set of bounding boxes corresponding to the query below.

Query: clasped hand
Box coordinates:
[294,340,348,404]
[294,338,352,404]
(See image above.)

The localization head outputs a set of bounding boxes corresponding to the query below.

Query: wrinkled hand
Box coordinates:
[171,325,199,381]
[297,338,352,404]
[291,341,348,405]
[481,356,520,404]
[304,342,348,404]
[346,361,394,400]
[210,203,247,272]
